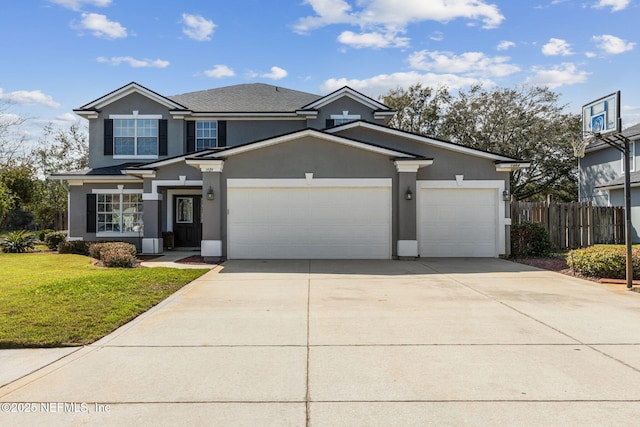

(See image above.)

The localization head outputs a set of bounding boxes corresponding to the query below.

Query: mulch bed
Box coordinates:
[175,255,214,265]
[136,255,163,261]
[512,256,639,292]
[511,256,575,276]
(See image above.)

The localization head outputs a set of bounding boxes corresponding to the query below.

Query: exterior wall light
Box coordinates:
[207,187,214,200]
[405,187,413,201]
[503,190,510,201]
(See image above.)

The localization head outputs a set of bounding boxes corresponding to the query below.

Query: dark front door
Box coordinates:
[173,195,202,247]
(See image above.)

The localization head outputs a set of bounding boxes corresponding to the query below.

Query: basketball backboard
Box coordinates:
[582,91,620,137]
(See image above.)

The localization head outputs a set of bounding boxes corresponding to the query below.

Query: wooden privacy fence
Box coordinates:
[511,200,624,250]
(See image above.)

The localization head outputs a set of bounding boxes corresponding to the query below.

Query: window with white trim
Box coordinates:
[621,141,635,173]
[331,111,360,125]
[196,121,217,150]
[111,112,161,158]
[96,192,143,234]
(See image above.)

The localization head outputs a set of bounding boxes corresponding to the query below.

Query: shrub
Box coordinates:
[57,240,90,255]
[44,231,67,250]
[511,222,552,257]
[89,242,137,267]
[567,246,640,279]
[88,242,103,260]
[0,230,37,253]
[100,244,137,268]
[37,229,55,242]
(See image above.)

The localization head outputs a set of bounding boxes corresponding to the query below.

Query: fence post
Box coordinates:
[587,202,594,246]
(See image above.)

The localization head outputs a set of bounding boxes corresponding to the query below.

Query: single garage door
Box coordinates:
[227,180,391,259]
[419,188,498,257]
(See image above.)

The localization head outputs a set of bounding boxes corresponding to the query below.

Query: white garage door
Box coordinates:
[419,188,498,257]
[227,180,391,259]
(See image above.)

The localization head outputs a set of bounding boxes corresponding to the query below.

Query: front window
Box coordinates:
[196,121,217,150]
[114,118,158,156]
[97,193,143,234]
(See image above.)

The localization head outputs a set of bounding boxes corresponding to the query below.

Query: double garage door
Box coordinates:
[227,179,392,259]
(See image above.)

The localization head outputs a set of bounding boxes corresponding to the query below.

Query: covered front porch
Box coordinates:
[139,164,222,262]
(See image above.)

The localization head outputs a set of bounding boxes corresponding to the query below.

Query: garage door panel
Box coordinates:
[228,184,391,259]
[419,188,498,257]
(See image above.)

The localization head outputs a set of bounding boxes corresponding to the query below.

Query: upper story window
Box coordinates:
[621,141,635,173]
[331,111,361,125]
[196,121,217,150]
[110,112,163,159]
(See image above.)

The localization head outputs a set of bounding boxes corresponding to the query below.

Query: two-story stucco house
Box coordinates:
[51,82,528,260]
[579,122,640,241]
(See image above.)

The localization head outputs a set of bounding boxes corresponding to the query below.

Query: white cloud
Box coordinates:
[262,66,288,80]
[78,13,127,39]
[429,32,444,42]
[320,71,492,97]
[47,112,82,127]
[294,0,504,37]
[622,104,640,127]
[97,56,170,68]
[593,0,630,12]
[408,50,520,77]
[524,63,588,89]
[49,0,111,10]
[0,88,61,108]
[203,65,236,78]
[542,38,573,56]
[293,0,353,33]
[622,105,640,112]
[182,13,216,41]
[592,34,635,54]
[497,40,515,51]
[337,30,409,48]
[585,51,597,58]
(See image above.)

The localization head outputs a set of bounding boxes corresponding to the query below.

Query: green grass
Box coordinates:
[0,253,208,348]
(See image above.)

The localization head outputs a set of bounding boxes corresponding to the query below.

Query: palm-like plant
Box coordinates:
[0,230,37,253]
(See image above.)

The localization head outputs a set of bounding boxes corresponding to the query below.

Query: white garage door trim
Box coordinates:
[417,180,510,257]
[227,178,392,259]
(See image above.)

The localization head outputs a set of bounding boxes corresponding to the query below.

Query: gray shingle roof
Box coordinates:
[622,122,640,139]
[167,83,322,112]
[597,170,640,188]
[54,163,142,176]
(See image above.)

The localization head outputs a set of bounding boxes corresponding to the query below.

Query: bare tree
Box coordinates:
[0,101,29,164]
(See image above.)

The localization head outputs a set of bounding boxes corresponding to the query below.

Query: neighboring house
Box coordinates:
[579,123,640,241]
[51,82,528,260]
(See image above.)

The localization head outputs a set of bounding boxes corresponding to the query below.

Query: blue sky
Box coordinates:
[0,0,638,143]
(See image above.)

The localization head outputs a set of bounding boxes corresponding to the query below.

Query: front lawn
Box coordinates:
[0,253,208,348]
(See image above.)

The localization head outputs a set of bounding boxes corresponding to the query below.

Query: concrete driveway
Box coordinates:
[1,258,640,426]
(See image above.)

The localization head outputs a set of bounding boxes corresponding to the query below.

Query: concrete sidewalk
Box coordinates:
[1,259,640,426]
[138,250,218,269]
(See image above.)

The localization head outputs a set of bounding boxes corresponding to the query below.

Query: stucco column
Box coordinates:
[142,190,163,254]
[397,171,418,257]
[394,159,433,258]
[185,159,225,260]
